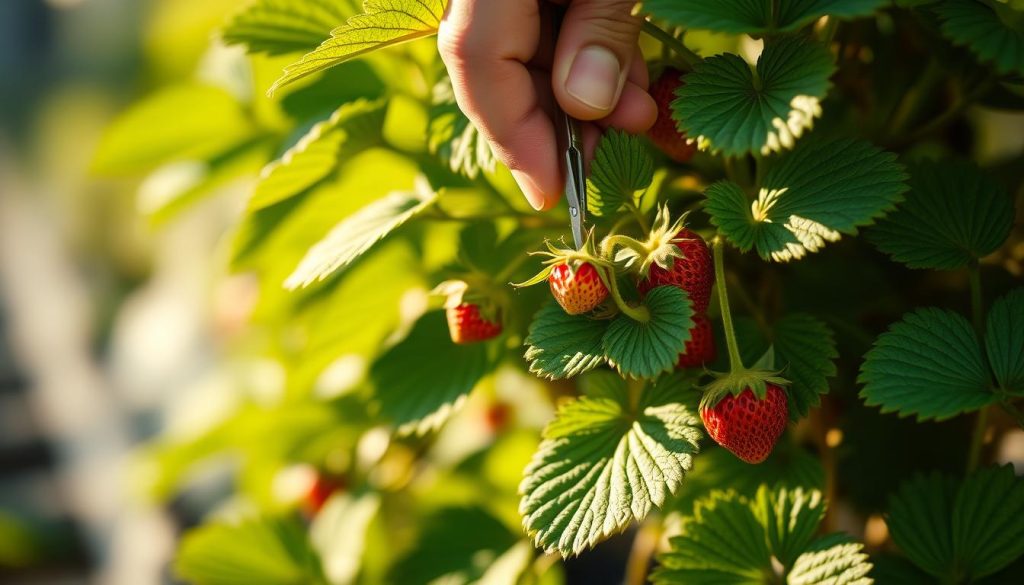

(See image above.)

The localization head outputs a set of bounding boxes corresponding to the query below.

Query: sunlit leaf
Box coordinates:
[285,179,437,289]
[222,0,358,55]
[519,375,702,556]
[707,136,907,261]
[175,517,326,585]
[428,77,498,180]
[788,536,873,585]
[270,0,447,93]
[672,37,835,156]
[94,84,254,174]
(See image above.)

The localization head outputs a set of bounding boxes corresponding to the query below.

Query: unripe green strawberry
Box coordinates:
[549,261,609,315]
[678,313,716,368]
[638,228,713,313]
[700,383,788,464]
[648,67,697,163]
[446,303,502,344]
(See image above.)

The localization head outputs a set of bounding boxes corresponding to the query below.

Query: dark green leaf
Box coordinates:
[936,0,1024,76]
[519,377,702,556]
[672,37,835,157]
[986,288,1024,394]
[643,0,887,35]
[774,315,839,420]
[524,303,610,380]
[603,287,694,379]
[868,161,1013,270]
[371,311,493,435]
[858,308,997,421]
[886,472,959,578]
[951,465,1024,579]
[587,130,655,217]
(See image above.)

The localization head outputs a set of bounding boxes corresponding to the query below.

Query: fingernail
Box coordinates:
[511,170,546,211]
[565,45,621,111]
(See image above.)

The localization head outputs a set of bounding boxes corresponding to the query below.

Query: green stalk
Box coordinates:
[713,237,744,373]
[967,262,988,473]
[967,406,989,473]
[603,266,651,322]
[641,21,700,67]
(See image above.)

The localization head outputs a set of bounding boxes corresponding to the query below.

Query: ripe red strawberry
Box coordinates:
[678,313,716,368]
[638,228,713,313]
[446,303,502,344]
[484,402,512,432]
[700,384,788,464]
[549,261,609,315]
[304,474,345,516]
[648,67,697,163]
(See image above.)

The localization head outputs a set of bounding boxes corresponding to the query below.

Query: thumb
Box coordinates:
[552,0,644,121]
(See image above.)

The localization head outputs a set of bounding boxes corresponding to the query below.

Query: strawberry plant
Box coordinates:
[95,0,1024,584]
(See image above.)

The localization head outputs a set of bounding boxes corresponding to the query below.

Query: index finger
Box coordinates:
[438,0,563,211]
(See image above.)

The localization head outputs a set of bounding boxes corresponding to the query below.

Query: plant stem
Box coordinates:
[604,266,651,322]
[967,406,989,473]
[625,202,651,233]
[624,519,663,585]
[713,237,744,372]
[641,21,700,67]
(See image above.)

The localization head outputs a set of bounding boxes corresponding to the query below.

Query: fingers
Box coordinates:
[552,0,645,120]
[439,0,563,210]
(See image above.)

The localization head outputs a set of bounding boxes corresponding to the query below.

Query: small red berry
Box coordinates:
[549,262,609,315]
[304,475,345,516]
[484,402,512,432]
[446,303,502,344]
[700,384,788,464]
[678,313,716,368]
[638,228,713,313]
[648,67,697,163]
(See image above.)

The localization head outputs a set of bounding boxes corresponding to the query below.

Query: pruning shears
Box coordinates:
[553,7,587,250]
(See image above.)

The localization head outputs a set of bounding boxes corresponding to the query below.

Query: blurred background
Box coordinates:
[2,1,1024,585]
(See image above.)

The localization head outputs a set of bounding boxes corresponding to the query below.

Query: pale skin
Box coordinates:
[438,0,657,211]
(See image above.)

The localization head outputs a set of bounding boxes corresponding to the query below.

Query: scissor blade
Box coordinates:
[562,114,587,250]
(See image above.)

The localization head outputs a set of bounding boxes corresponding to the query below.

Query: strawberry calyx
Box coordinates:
[699,368,790,411]
[514,231,613,289]
[611,204,699,278]
[432,275,505,324]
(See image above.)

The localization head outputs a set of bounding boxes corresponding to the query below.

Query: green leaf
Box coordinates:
[754,486,825,567]
[886,472,959,579]
[643,0,888,35]
[270,0,447,93]
[389,507,518,584]
[656,487,865,585]
[985,288,1024,394]
[707,136,907,262]
[654,491,772,584]
[773,315,838,420]
[519,376,702,556]
[586,130,655,217]
[222,0,357,55]
[285,179,437,289]
[602,287,694,379]
[175,517,325,585]
[429,77,498,180]
[887,466,1024,580]
[309,492,379,585]
[371,311,493,435]
[250,99,388,211]
[523,303,610,380]
[868,161,1014,270]
[858,308,997,421]
[788,536,873,585]
[94,84,253,174]
[936,0,1024,76]
[952,465,1024,579]
[672,37,835,157]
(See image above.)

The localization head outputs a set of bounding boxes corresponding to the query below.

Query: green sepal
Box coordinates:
[699,368,791,410]
[514,231,613,289]
[612,204,693,277]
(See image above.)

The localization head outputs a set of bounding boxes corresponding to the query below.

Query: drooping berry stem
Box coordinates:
[640,21,699,68]
[713,237,744,373]
[603,266,651,323]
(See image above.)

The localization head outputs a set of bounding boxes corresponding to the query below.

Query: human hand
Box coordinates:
[438,0,657,211]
